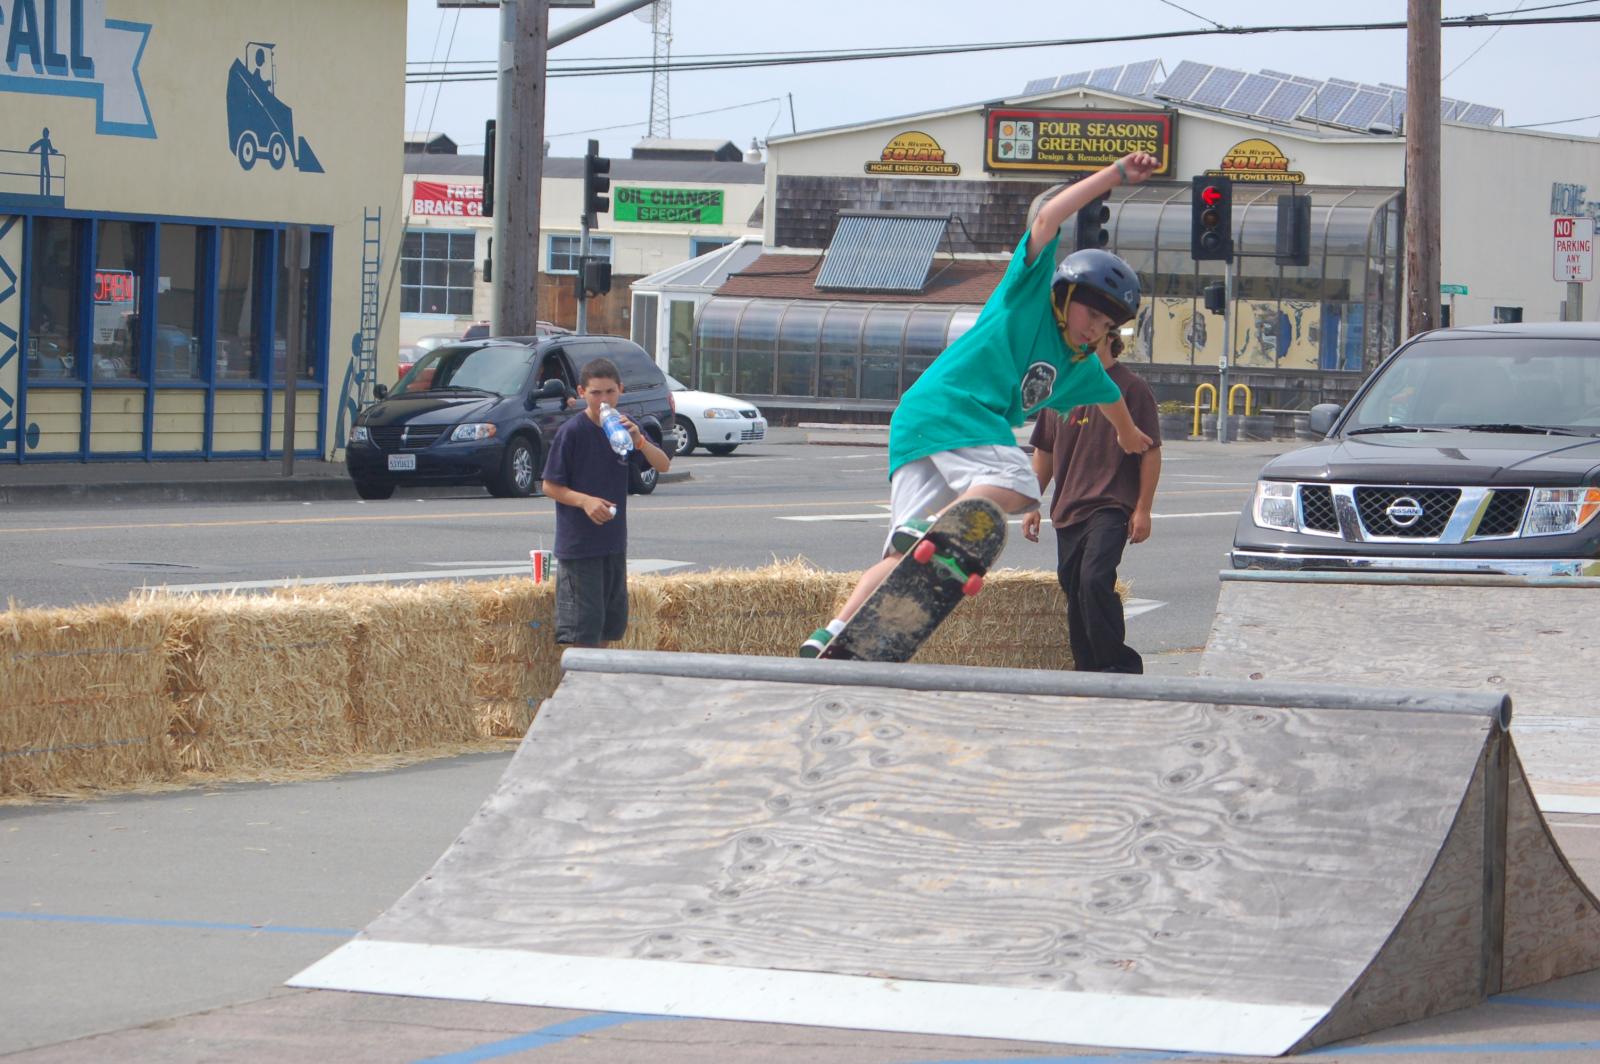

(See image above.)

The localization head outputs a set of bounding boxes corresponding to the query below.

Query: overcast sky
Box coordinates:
[403,1,1600,160]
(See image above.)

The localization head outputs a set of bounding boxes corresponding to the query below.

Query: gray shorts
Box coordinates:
[555,552,629,645]
[885,445,1040,555]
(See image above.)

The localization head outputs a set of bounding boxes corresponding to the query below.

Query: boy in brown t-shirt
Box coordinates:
[1022,334,1162,673]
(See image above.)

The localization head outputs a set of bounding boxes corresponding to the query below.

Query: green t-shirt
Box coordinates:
[887,232,1121,477]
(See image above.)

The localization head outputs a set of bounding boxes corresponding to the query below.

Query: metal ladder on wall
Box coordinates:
[356,208,382,405]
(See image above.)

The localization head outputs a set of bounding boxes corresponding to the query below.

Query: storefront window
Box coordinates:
[776,302,823,396]
[734,300,782,394]
[695,298,744,394]
[94,220,148,381]
[156,224,203,381]
[26,217,81,380]
[631,293,658,354]
[819,304,866,399]
[217,227,265,381]
[861,306,907,400]
[274,229,322,381]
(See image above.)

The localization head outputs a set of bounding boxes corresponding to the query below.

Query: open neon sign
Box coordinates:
[93,269,136,304]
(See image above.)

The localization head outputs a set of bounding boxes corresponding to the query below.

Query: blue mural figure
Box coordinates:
[334,331,363,451]
[27,127,61,196]
[225,43,324,174]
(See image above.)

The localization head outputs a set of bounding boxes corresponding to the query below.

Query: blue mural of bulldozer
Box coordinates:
[226,43,324,174]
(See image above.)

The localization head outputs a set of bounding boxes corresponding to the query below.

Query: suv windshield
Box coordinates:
[1344,336,1600,435]
[393,344,532,397]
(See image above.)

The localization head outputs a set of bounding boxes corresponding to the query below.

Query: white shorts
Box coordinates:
[884,445,1040,555]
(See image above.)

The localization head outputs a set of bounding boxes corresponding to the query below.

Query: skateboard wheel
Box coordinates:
[912,539,936,564]
[962,572,984,596]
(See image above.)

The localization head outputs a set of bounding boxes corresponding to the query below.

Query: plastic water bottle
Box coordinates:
[599,402,633,457]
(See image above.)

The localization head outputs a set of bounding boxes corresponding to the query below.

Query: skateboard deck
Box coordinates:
[821,498,1008,663]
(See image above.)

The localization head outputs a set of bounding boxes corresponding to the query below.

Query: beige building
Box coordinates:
[1,0,404,465]
[687,60,1600,415]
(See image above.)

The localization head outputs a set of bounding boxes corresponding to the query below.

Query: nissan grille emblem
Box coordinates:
[1386,496,1425,527]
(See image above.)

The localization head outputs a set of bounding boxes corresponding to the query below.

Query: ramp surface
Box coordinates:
[292,651,1600,1056]
[1202,571,1600,812]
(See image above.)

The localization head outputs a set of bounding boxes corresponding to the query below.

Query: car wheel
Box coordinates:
[706,443,737,456]
[353,478,395,500]
[672,416,698,457]
[628,434,661,495]
[492,437,537,498]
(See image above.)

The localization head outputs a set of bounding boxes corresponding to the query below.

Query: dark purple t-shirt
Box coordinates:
[542,413,644,560]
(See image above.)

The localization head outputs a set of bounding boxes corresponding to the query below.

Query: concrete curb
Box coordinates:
[0,470,693,509]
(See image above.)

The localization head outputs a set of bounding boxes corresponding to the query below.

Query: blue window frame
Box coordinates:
[547,234,611,275]
[7,205,332,463]
[691,237,733,258]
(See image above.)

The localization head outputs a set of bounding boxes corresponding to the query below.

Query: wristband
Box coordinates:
[1114,159,1128,183]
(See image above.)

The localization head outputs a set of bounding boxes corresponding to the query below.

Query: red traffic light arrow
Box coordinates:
[1201,185,1224,207]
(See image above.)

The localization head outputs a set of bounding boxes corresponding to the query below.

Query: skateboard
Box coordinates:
[820,498,1008,663]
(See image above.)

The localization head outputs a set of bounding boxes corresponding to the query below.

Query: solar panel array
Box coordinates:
[815,214,949,294]
[1139,59,1502,132]
[1021,59,1504,132]
[1021,60,1162,100]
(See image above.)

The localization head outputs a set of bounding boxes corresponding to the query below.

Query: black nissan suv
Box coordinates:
[345,334,673,500]
[1233,323,1600,577]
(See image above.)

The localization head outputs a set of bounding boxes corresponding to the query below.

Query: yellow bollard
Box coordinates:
[1227,383,1253,417]
[1192,382,1217,439]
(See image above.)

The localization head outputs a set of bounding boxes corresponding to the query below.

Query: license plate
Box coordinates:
[387,454,416,471]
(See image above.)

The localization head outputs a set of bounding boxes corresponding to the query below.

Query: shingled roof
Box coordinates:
[715,253,1005,305]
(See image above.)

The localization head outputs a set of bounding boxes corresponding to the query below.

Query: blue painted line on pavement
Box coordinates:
[1304,1040,1600,1056]
[0,910,353,936]
[412,1014,672,1063]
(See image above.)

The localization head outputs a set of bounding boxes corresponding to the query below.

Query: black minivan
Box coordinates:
[345,334,674,500]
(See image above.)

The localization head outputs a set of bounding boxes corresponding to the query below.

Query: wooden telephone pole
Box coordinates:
[491,0,550,336]
[1404,0,1442,337]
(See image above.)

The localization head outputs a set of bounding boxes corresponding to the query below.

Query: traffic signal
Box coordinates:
[582,138,611,229]
[583,257,612,297]
[1203,281,1226,315]
[1275,192,1311,267]
[482,119,495,218]
[1074,194,1110,251]
[1191,175,1233,262]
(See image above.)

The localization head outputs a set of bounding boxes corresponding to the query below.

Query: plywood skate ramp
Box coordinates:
[291,651,1600,1056]
[1201,570,1600,813]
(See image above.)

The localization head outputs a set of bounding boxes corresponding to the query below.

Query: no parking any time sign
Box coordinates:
[1554,216,1595,282]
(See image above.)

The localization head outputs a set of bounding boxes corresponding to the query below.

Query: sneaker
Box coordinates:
[889,515,934,555]
[799,626,834,658]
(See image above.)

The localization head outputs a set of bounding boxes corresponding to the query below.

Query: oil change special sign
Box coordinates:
[614,187,724,224]
[983,107,1174,175]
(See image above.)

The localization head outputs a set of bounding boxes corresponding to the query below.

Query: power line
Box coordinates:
[404,13,1600,84]
[548,96,782,138]
[1442,0,1526,82]
[1153,0,1227,30]
[1508,110,1600,127]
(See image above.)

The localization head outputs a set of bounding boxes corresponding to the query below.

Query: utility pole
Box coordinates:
[491,0,550,336]
[1404,0,1442,338]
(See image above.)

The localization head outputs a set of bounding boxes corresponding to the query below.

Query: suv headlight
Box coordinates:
[1252,481,1298,531]
[1524,487,1600,537]
[450,423,497,442]
[351,426,369,443]
[702,407,738,419]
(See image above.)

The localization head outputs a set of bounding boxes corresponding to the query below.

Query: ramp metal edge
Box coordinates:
[560,649,1511,725]
[1220,569,1600,590]
[289,939,1326,1057]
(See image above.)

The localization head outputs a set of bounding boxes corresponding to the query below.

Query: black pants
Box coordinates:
[1055,508,1143,674]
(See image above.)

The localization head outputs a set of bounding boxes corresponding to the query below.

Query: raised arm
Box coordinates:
[1027,151,1160,262]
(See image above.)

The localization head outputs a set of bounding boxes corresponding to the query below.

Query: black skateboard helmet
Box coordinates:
[1052,249,1141,326]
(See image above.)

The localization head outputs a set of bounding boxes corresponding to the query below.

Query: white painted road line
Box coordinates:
[146,559,693,594]
[778,512,891,522]
[1124,597,1166,619]
[1151,511,1239,519]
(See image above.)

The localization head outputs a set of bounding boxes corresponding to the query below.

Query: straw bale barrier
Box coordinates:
[1,602,174,796]
[163,596,358,776]
[1,563,1092,798]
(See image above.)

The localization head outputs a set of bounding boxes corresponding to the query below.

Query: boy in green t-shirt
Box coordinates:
[801,151,1158,658]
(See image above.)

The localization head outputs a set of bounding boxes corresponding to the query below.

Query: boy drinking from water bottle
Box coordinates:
[541,357,671,647]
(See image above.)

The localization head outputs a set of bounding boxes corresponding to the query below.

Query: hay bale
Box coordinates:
[466,578,555,738]
[337,584,482,753]
[916,568,1073,669]
[648,560,854,656]
[0,602,174,796]
[163,596,358,776]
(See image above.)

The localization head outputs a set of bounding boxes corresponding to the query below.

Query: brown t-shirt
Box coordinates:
[1029,360,1161,531]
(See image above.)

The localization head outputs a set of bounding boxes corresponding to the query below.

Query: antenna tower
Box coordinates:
[639,1,672,137]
